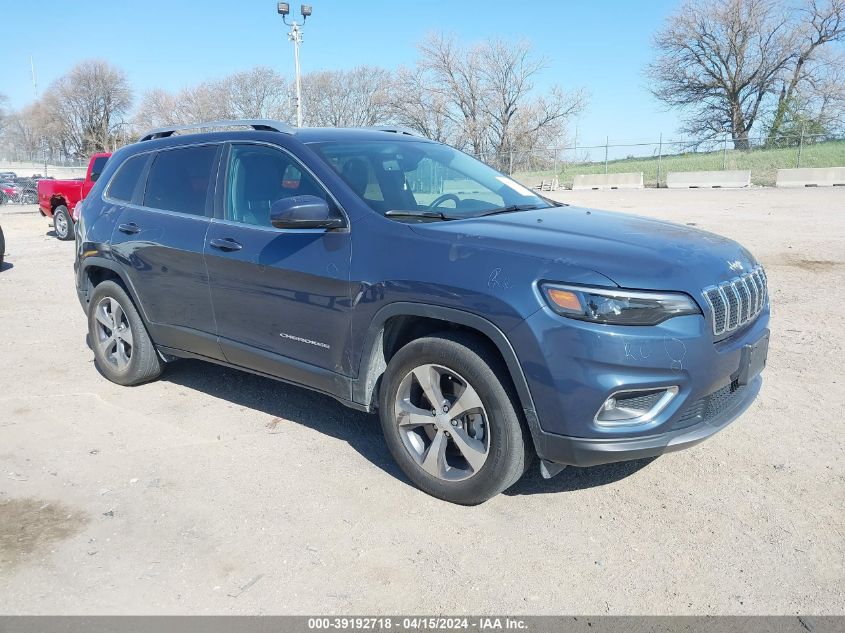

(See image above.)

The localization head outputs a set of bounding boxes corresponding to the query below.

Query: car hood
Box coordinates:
[408,206,759,294]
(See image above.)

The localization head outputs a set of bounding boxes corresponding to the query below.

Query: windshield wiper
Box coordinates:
[384,209,457,221]
[473,204,547,218]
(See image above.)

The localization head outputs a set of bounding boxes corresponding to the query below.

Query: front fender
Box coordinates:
[352,302,537,421]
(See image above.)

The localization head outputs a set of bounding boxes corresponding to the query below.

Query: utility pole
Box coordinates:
[278,3,312,128]
[797,123,805,168]
[30,56,38,99]
[31,56,48,175]
[657,132,663,187]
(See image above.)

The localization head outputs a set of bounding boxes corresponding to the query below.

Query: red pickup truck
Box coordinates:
[38,153,110,240]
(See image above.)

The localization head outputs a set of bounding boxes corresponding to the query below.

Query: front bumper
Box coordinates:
[508,300,769,466]
[529,374,761,467]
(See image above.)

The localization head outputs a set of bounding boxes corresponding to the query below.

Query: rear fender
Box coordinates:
[78,257,150,325]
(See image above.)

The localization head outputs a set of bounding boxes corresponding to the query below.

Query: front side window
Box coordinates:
[225,144,331,226]
[310,140,549,220]
[106,155,147,203]
[143,145,217,216]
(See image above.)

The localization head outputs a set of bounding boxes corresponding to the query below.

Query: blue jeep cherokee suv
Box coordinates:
[74,120,769,504]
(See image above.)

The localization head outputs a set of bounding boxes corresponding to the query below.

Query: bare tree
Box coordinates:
[301,66,392,127]
[477,38,587,161]
[133,89,181,131]
[647,0,796,149]
[3,108,41,160]
[768,0,845,139]
[388,66,458,144]
[219,66,291,120]
[43,60,132,155]
[134,67,291,134]
[408,33,586,161]
[417,33,489,155]
[648,0,845,148]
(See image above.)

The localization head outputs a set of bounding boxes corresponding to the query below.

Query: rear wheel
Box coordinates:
[53,205,74,241]
[88,280,162,386]
[378,332,528,504]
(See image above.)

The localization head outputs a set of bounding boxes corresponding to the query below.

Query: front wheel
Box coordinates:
[378,332,528,504]
[53,205,74,241]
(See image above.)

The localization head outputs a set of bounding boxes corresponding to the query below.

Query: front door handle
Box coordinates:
[209,237,243,252]
[117,223,140,235]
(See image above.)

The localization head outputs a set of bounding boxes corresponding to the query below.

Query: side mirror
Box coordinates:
[270,195,344,230]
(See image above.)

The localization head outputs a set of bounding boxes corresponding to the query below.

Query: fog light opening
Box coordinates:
[595,386,679,427]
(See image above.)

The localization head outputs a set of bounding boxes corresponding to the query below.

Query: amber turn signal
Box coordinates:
[546,288,582,312]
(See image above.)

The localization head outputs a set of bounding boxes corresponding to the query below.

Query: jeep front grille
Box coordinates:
[702,266,767,336]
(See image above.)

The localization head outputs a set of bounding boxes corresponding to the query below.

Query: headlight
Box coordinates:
[541,283,701,325]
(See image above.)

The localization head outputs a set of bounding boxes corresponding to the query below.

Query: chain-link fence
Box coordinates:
[0,156,89,180]
[4,132,844,187]
[500,132,845,189]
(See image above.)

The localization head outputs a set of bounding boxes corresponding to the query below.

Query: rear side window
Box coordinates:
[90,156,109,182]
[143,145,217,216]
[106,155,147,203]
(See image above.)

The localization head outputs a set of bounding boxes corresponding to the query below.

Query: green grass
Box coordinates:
[513,139,845,187]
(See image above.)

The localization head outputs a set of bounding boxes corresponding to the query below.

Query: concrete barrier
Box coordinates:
[776,167,845,188]
[571,173,643,190]
[666,170,751,188]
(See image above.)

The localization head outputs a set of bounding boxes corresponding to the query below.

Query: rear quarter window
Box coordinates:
[143,145,218,216]
[106,155,148,203]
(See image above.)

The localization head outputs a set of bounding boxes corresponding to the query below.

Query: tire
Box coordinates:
[378,332,528,505]
[0,230,5,269]
[87,280,162,386]
[53,205,74,241]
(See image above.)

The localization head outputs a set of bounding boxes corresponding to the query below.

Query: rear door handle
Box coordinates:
[117,223,140,235]
[209,237,243,252]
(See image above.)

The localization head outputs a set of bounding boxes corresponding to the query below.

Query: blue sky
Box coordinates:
[1,0,683,145]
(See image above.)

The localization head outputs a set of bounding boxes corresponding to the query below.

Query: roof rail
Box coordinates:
[138,119,296,142]
[368,125,426,138]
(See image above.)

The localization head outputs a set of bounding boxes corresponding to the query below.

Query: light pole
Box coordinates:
[277,3,312,128]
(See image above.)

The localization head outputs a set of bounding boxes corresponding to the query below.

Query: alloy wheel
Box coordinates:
[94,297,134,371]
[394,363,490,481]
[55,213,68,238]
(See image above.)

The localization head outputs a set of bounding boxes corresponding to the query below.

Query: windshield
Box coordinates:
[309,140,550,220]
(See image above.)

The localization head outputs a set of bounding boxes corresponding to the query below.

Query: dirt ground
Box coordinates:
[0,188,843,615]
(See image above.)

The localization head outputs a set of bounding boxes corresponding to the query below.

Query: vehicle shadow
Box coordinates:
[504,457,657,496]
[160,359,411,486]
[105,354,656,498]
[45,230,57,237]
[0,261,13,272]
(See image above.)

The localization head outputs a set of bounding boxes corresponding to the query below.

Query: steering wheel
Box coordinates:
[428,193,460,209]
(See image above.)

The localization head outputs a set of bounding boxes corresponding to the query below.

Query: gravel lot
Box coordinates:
[0,188,843,615]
